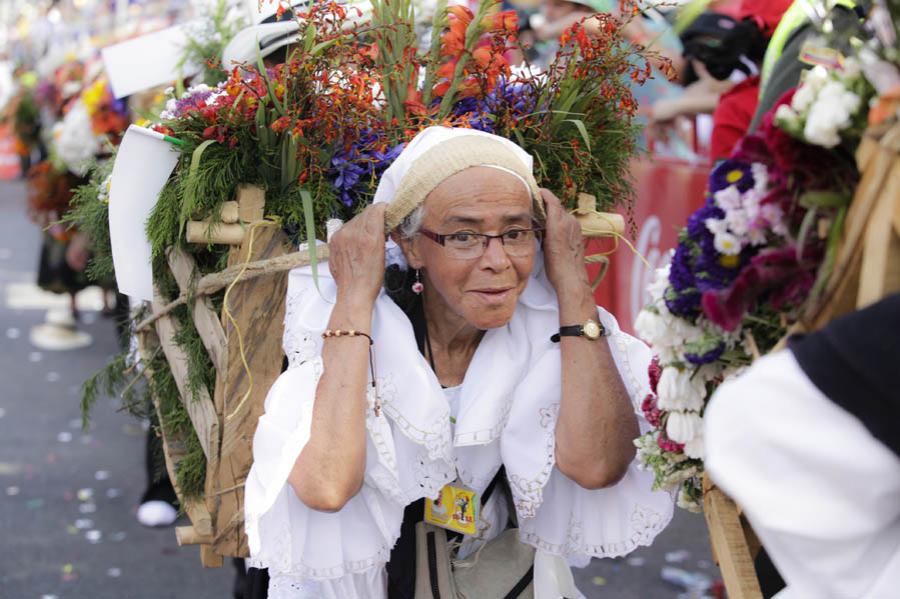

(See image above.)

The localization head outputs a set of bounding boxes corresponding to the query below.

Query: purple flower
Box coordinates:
[330,135,405,208]
[684,343,725,365]
[709,160,754,194]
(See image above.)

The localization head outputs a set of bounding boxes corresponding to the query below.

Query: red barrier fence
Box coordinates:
[591,156,710,335]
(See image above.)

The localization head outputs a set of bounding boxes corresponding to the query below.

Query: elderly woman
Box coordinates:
[244,127,672,598]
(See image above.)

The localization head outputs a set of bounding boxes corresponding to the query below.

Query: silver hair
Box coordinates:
[397,205,426,239]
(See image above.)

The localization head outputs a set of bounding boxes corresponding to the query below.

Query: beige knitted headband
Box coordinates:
[383,136,545,232]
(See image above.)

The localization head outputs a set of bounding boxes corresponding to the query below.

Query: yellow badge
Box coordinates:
[424,483,478,536]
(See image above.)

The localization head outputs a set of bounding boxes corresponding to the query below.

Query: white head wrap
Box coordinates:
[372,126,543,269]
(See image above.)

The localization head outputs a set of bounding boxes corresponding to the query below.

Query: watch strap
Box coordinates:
[550,325,584,343]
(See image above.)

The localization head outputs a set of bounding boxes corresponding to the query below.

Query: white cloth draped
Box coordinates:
[245,260,674,598]
[705,351,900,599]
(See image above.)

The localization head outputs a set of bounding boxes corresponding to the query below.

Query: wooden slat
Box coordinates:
[857,159,900,308]
[137,329,217,563]
[152,290,220,468]
[206,225,291,559]
[167,248,228,378]
[703,476,763,599]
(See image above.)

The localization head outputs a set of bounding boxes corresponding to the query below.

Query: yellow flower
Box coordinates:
[82,79,108,116]
[719,254,740,268]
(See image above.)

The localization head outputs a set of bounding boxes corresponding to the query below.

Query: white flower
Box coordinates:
[841,56,861,80]
[657,367,706,411]
[635,309,668,346]
[790,82,817,113]
[775,103,800,125]
[803,65,830,91]
[724,208,750,237]
[803,81,861,148]
[714,231,742,255]
[750,163,769,195]
[53,100,102,176]
[704,218,729,236]
[683,432,705,459]
[713,186,742,211]
[666,411,703,444]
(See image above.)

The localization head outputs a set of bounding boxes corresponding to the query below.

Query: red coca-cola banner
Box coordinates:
[590,157,710,335]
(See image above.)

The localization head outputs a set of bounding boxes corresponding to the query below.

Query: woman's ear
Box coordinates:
[391,231,424,270]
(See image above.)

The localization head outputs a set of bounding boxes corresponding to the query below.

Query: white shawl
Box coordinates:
[244,259,673,598]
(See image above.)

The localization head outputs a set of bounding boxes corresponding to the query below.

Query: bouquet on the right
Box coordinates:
[633,0,900,511]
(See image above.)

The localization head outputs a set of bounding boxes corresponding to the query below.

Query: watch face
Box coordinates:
[583,320,601,340]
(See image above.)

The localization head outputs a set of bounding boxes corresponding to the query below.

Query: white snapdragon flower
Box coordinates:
[804,81,861,148]
[635,309,668,347]
[790,82,817,113]
[683,432,704,460]
[776,103,800,128]
[714,231,742,255]
[666,411,703,443]
[804,65,830,91]
[657,367,706,412]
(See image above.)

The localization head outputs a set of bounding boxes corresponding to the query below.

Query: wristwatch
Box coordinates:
[550,318,605,343]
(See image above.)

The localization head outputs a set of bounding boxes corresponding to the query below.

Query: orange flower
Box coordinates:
[447,5,473,26]
[482,10,517,36]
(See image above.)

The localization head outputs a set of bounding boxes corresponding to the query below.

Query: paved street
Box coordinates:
[0,179,716,598]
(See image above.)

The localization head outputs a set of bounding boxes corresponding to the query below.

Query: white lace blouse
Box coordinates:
[244,260,674,598]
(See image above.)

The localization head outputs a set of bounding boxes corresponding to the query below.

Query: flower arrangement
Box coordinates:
[71,0,668,499]
[634,51,883,511]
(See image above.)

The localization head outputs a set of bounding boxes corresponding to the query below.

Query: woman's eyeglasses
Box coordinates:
[419,227,544,260]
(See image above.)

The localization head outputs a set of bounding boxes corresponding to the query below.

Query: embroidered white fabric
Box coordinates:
[244,258,674,598]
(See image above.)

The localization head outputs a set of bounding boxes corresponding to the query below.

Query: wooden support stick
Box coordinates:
[186,221,246,245]
[220,201,240,224]
[176,526,215,546]
[167,248,228,378]
[573,192,625,237]
[152,290,221,468]
[135,246,327,333]
[703,475,763,599]
[236,184,265,222]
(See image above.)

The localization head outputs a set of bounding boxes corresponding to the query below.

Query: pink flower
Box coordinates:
[641,394,663,428]
[701,245,820,331]
[657,432,684,453]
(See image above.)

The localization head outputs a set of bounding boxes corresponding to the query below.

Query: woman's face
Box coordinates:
[399,166,536,330]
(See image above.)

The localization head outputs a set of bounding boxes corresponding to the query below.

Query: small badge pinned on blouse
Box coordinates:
[424,483,478,536]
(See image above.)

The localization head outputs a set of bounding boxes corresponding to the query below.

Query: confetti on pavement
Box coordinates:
[85,530,102,544]
[77,488,94,502]
[29,351,43,362]
[107,567,122,578]
[665,549,692,563]
[6,486,20,496]
[591,576,607,586]
[94,470,110,481]
[57,431,72,443]
[5,327,20,339]
[46,371,60,383]
[78,502,97,514]
[627,556,647,567]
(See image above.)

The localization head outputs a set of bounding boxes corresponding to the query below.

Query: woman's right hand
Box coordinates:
[327,203,387,307]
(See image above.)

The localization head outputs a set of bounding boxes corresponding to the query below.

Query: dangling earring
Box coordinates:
[411,269,424,294]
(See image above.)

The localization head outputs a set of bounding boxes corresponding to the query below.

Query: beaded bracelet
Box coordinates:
[322,329,373,344]
[321,329,380,416]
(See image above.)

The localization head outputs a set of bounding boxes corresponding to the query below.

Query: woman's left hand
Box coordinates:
[540,188,591,298]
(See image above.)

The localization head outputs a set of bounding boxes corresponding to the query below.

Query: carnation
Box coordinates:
[666,410,703,444]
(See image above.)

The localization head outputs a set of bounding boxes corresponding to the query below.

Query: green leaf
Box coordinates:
[300,189,320,294]
[796,206,818,259]
[304,23,317,53]
[564,118,592,152]
[799,190,851,209]
[182,139,218,234]
[256,48,285,117]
